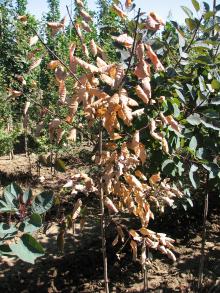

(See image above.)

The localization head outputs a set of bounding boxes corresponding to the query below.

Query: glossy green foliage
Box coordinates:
[0,183,53,263]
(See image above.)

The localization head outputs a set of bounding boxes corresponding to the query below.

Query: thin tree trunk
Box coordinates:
[212,0,216,37]
[99,126,109,293]
[198,173,209,290]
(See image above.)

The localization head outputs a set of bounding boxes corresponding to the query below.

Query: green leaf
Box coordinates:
[161,159,176,176]
[31,191,53,214]
[54,159,66,172]
[210,96,220,105]
[181,6,194,18]
[186,113,201,125]
[20,213,42,233]
[198,75,206,92]
[175,89,186,103]
[203,2,210,12]
[204,11,215,20]
[3,183,22,209]
[0,223,17,238]
[202,163,220,179]
[211,79,220,90]
[192,0,200,11]
[216,4,220,11]
[189,164,200,189]
[189,136,197,150]
[10,234,44,264]
[185,18,197,30]
[200,117,220,131]
[186,197,194,207]
[196,148,207,160]
[195,55,212,64]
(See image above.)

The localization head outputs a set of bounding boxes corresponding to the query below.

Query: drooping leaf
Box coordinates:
[189,164,199,189]
[191,0,200,11]
[211,79,220,90]
[31,191,53,214]
[186,113,201,125]
[54,159,66,172]
[189,136,197,151]
[10,234,44,264]
[20,213,42,233]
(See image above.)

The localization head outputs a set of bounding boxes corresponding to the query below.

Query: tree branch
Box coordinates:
[118,8,141,91]
[31,27,82,84]
[66,5,84,46]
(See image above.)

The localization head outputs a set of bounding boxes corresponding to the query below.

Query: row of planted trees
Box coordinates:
[0,0,220,291]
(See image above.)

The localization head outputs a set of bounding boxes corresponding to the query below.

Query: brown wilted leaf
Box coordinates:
[96,57,107,68]
[129,229,142,242]
[112,4,127,19]
[58,80,66,103]
[17,15,27,23]
[141,77,151,100]
[75,0,84,8]
[130,240,138,261]
[112,235,119,246]
[113,65,124,89]
[146,45,165,72]
[149,172,161,185]
[125,0,133,8]
[75,23,84,42]
[134,59,151,79]
[104,197,118,213]
[81,20,92,32]
[82,43,89,58]
[166,248,176,261]
[110,133,122,140]
[47,60,60,70]
[136,43,145,60]
[135,170,147,181]
[100,74,114,86]
[135,85,149,104]
[48,17,66,35]
[15,75,26,86]
[29,35,38,46]
[90,39,98,56]
[150,12,165,26]
[132,108,145,117]
[72,199,82,220]
[55,66,67,82]
[75,57,99,73]
[24,101,30,115]
[67,128,77,141]
[69,43,76,73]
[9,89,23,97]
[143,12,164,31]
[157,245,168,254]
[162,137,169,154]
[29,58,42,71]
[165,115,181,132]
[79,9,93,22]
[124,173,142,189]
[112,33,133,48]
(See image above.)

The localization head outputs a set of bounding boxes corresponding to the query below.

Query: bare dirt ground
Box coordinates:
[0,154,219,293]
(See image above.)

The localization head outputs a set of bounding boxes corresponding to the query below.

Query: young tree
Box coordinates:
[46,0,60,22]
[16,0,27,15]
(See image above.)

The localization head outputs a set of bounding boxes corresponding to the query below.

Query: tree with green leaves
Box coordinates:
[16,0,27,15]
[46,0,60,22]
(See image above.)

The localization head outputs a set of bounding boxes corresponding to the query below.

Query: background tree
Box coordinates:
[16,0,27,15]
